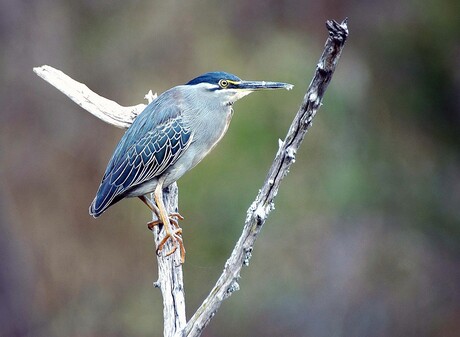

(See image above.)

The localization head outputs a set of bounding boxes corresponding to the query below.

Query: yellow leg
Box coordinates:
[139,195,161,215]
[153,183,186,263]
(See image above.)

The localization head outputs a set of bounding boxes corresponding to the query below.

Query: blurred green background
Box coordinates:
[1,1,459,336]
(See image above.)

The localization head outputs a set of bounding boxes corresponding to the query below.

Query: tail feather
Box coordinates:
[89,182,120,217]
[89,199,101,218]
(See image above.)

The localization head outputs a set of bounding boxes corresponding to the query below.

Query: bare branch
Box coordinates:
[33,65,152,129]
[179,18,349,337]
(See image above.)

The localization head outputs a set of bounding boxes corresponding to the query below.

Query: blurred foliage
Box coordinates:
[1,0,459,336]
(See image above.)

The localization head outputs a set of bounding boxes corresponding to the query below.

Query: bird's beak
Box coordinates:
[237,80,294,91]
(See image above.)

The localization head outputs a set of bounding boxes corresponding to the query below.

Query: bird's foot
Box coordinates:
[147,212,184,231]
[147,212,186,263]
[156,228,186,263]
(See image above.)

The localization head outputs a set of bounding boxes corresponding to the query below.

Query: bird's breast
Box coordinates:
[194,106,233,159]
[162,106,233,186]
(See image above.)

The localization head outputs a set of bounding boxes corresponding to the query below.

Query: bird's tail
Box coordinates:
[89,183,120,218]
[89,198,102,218]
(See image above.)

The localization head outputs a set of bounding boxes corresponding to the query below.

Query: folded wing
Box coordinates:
[90,114,192,217]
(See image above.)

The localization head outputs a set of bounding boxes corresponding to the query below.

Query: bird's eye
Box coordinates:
[219,79,229,88]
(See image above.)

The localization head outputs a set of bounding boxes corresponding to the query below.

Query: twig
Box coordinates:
[178,18,348,337]
[33,17,348,337]
[33,65,149,129]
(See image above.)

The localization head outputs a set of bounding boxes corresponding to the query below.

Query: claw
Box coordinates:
[147,212,183,231]
[170,218,178,228]
[156,228,185,262]
[156,234,170,254]
[147,219,162,231]
[168,213,184,229]
[170,212,184,221]
[151,183,186,263]
[165,245,178,257]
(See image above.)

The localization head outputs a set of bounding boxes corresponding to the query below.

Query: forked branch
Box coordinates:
[33,18,348,337]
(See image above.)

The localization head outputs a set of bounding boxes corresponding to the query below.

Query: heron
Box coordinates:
[89,71,293,262]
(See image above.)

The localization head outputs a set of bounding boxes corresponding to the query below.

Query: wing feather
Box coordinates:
[90,96,193,217]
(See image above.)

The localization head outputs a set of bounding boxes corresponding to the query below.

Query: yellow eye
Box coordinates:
[219,79,229,88]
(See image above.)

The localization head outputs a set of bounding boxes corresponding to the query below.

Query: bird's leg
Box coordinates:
[139,195,184,231]
[153,183,186,263]
[139,195,162,230]
[139,194,161,215]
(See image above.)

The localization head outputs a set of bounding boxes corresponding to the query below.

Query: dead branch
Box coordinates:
[33,18,348,337]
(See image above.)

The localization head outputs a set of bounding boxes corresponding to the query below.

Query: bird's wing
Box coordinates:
[90,108,192,217]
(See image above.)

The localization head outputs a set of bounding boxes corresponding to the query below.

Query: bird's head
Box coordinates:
[186,71,293,106]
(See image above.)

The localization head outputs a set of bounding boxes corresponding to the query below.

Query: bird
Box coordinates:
[89,71,293,262]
